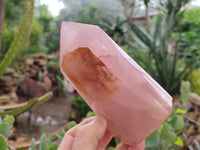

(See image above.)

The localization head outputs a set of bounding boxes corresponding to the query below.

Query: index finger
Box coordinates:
[58,117,95,150]
[67,117,95,137]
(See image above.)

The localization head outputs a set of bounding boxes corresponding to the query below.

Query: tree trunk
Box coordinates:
[0,0,6,53]
[120,0,135,25]
[120,0,135,41]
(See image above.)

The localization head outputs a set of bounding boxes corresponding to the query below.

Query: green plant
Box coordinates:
[0,115,15,139]
[145,108,185,150]
[102,17,126,45]
[126,0,199,94]
[75,3,102,27]
[180,81,191,104]
[106,108,185,150]
[187,69,200,95]
[0,115,15,150]
[28,120,78,150]
[29,135,58,150]
[25,19,47,55]
[175,7,200,59]
[1,22,18,58]
[0,92,53,117]
[72,96,91,122]
[0,114,77,150]
[0,0,34,77]
[85,111,96,118]
[56,121,77,140]
[5,0,29,26]
[0,134,8,150]
[145,78,192,149]
[56,75,64,96]
[107,138,120,150]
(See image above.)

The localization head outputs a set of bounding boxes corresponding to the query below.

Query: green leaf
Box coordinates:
[180,81,191,103]
[175,108,187,114]
[145,131,159,149]
[7,146,13,150]
[86,111,96,118]
[0,123,12,139]
[47,136,52,148]
[29,139,36,150]
[174,137,184,147]
[166,110,176,122]
[67,121,77,130]
[0,134,8,150]
[107,147,115,150]
[114,138,120,145]
[3,115,15,125]
[56,130,65,139]
[160,122,176,144]
[48,144,58,150]
[39,135,47,150]
[171,115,184,131]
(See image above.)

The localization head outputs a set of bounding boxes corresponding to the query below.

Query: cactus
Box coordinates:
[0,134,8,150]
[0,0,34,77]
[0,115,14,149]
[0,92,53,117]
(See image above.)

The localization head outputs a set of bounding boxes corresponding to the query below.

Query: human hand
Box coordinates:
[58,116,145,150]
[116,141,145,150]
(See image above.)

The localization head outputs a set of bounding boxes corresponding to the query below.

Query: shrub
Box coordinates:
[188,69,200,95]
[175,7,200,58]
[126,0,199,94]
[72,96,91,122]
[1,22,18,59]
[0,115,15,149]
[26,19,47,54]
[0,0,34,77]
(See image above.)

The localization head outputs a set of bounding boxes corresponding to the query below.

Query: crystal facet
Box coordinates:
[60,22,172,145]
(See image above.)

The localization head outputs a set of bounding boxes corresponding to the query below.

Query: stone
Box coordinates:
[43,119,50,125]
[43,76,52,91]
[46,116,52,122]
[25,58,34,65]
[17,112,30,122]
[30,114,36,122]
[60,22,172,146]
[189,92,200,106]
[36,116,43,124]
[20,77,48,97]
[51,119,58,126]
[43,116,52,125]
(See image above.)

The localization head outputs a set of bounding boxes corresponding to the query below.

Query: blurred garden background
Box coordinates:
[0,0,200,149]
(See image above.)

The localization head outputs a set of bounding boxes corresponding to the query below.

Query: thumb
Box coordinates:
[72,116,107,150]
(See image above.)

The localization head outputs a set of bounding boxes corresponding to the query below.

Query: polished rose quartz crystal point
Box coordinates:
[60,21,172,146]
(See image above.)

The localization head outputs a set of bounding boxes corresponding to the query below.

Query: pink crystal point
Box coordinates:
[60,21,172,145]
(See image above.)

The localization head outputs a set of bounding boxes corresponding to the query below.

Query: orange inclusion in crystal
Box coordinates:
[61,47,119,97]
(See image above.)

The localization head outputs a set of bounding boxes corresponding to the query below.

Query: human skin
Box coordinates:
[58,116,145,150]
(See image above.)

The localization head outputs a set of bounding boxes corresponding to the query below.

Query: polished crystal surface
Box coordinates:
[60,21,172,145]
